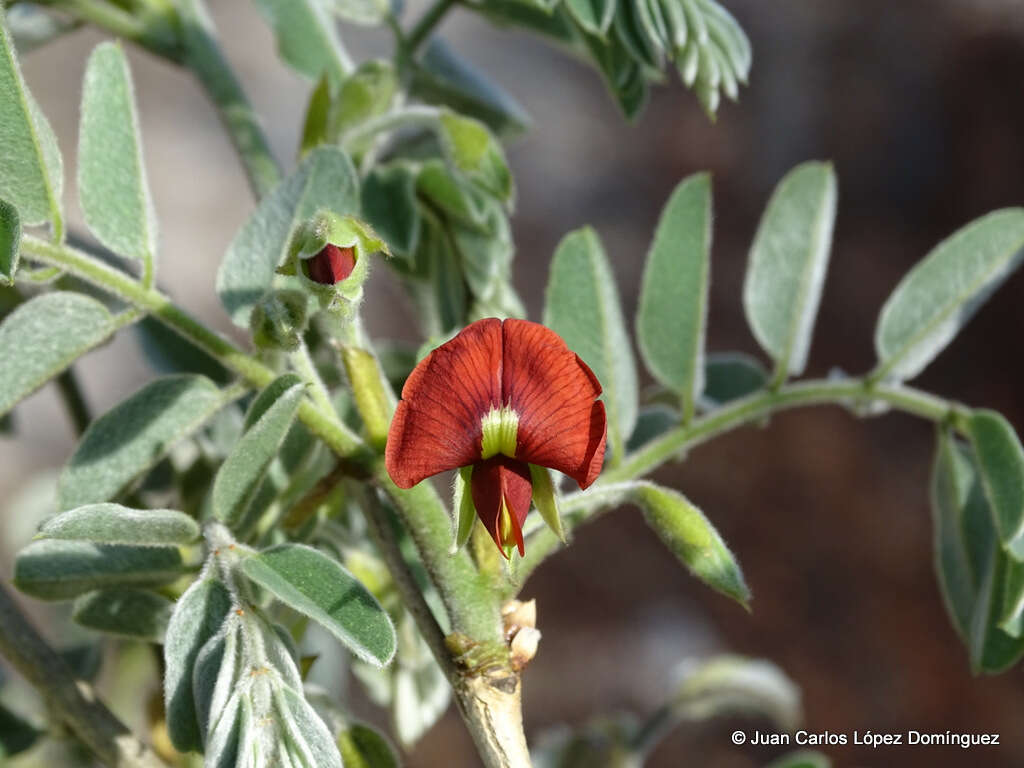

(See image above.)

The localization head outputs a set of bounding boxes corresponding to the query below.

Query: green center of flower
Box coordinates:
[480,405,519,459]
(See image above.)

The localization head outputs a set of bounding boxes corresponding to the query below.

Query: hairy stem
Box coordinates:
[176,0,281,199]
[42,0,180,59]
[361,490,531,768]
[406,0,459,54]
[289,340,337,416]
[0,583,168,768]
[515,377,968,585]
[21,234,500,640]
[43,0,279,199]
[19,236,520,762]
[360,488,458,678]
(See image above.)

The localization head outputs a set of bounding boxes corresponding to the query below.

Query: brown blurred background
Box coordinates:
[3,0,1024,766]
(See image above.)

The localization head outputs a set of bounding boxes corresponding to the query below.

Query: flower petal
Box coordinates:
[306,244,355,284]
[385,318,502,488]
[471,456,532,557]
[501,319,607,488]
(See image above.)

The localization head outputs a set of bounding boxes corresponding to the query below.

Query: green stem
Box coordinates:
[176,0,281,199]
[21,233,500,641]
[374,464,501,643]
[608,378,960,483]
[290,341,336,416]
[42,0,278,199]
[20,233,520,763]
[21,235,362,457]
[0,583,169,768]
[406,0,458,54]
[43,0,179,58]
[514,378,967,586]
[359,488,458,678]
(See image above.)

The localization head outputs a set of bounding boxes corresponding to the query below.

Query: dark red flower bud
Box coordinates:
[305,243,356,285]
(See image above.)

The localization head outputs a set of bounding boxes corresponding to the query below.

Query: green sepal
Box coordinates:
[279,210,388,319]
[451,466,476,554]
[529,464,565,543]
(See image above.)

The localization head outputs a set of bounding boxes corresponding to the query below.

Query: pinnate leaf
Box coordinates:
[0,7,63,230]
[78,42,157,265]
[164,577,234,752]
[743,161,836,383]
[637,172,711,417]
[240,544,396,667]
[72,587,173,641]
[13,540,184,600]
[58,374,231,510]
[873,208,1024,382]
[0,291,119,419]
[213,375,305,529]
[544,227,638,460]
[39,503,199,546]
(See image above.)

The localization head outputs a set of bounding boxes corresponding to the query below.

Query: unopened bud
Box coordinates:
[501,598,537,637]
[510,626,540,669]
[250,290,307,351]
[305,243,356,285]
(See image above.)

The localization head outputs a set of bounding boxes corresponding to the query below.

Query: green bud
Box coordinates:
[250,290,308,351]
[278,210,388,322]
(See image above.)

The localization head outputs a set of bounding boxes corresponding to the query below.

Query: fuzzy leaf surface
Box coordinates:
[544,227,638,460]
[72,587,173,641]
[0,292,117,419]
[0,7,63,229]
[13,540,184,600]
[213,376,305,529]
[78,42,157,265]
[39,503,199,546]
[58,375,229,510]
[874,209,1024,382]
[637,173,711,416]
[241,544,396,667]
[164,577,234,752]
[743,161,836,381]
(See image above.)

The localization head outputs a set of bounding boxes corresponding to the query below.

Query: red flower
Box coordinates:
[386,318,607,557]
[305,243,356,285]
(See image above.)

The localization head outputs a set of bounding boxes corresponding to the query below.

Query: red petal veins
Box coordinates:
[501,319,607,489]
[385,318,503,488]
[471,456,532,557]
